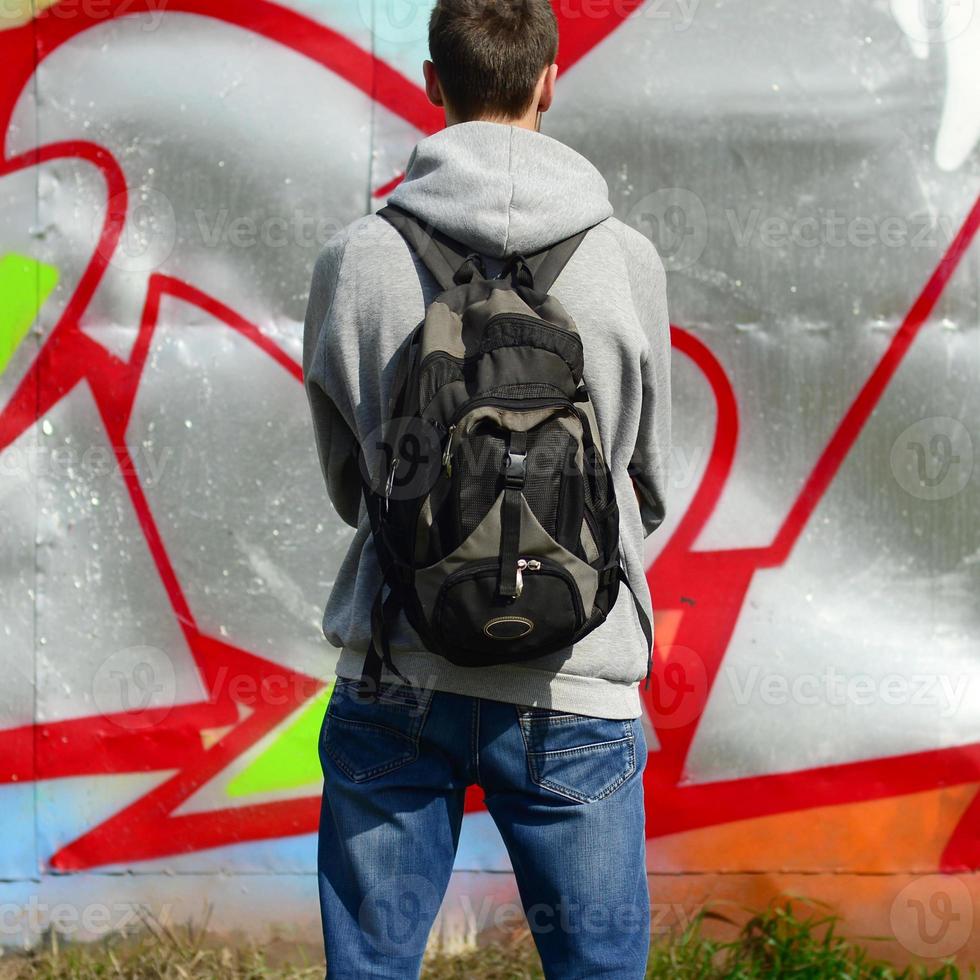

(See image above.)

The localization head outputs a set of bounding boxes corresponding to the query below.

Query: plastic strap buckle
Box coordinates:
[504,451,527,487]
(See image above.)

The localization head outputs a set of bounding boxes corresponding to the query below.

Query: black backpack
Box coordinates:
[355,204,652,694]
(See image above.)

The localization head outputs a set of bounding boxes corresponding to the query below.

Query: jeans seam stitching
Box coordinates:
[522,714,578,724]
[516,705,536,788]
[324,732,417,782]
[324,714,418,744]
[528,735,633,758]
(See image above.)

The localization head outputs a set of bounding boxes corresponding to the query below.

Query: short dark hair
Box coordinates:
[428,0,559,121]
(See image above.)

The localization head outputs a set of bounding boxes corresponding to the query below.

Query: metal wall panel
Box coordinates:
[0,0,978,957]
[0,90,42,876]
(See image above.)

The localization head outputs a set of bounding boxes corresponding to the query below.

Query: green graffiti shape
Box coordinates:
[0,253,58,376]
[226,683,333,798]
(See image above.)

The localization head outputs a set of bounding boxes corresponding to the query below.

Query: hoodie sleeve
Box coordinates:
[621,229,672,536]
[302,232,363,529]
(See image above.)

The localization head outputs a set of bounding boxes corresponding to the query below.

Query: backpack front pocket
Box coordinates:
[433,556,586,665]
[447,402,583,551]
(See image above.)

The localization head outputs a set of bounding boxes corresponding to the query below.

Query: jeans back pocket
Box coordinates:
[322,677,433,783]
[516,705,637,804]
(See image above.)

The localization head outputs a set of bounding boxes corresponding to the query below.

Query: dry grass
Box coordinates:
[0,901,970,979]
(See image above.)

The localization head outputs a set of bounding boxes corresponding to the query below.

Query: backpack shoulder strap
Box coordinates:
[379,204,474,292]
[381,203,596,295]
[522,224,595,294]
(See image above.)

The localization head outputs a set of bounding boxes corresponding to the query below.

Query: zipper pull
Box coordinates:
[442,425,456,477]
[514,558,541,599]
[383,458,399,515]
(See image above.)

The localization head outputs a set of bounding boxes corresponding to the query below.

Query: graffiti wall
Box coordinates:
[1,0,978,964]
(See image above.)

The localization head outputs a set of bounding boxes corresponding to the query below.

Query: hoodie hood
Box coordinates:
[387,121,614,259]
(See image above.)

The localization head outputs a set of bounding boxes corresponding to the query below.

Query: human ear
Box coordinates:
[537,63,558,114]
[423,60,445,108]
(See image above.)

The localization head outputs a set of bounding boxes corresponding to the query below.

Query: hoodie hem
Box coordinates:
[334,647,643,720]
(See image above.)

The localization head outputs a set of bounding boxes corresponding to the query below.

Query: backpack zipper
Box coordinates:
[448,395,574,429]
[515,558,542,599]
[442,425,457,476]
[431,556,585,637]
[441,397,576,481]
[483,311,583,344]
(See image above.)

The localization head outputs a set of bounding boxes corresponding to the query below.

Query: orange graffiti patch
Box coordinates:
[651,783,980,874]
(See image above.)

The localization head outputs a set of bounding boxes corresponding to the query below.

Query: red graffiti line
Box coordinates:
[0,0,977,870]
[0,0,652,869]
[641,194,980,846]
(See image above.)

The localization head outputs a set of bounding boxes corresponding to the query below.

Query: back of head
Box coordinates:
[428,0,559,122]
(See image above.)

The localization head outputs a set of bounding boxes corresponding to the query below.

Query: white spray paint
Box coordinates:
[891,0,980,170]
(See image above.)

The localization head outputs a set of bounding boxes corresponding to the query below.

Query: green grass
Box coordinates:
[642,902,969,980]
[0,901,970,979]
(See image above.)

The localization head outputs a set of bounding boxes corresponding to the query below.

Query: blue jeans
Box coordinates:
[317,677,649,979]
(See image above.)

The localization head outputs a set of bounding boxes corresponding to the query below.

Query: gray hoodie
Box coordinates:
[303,121,671,719]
